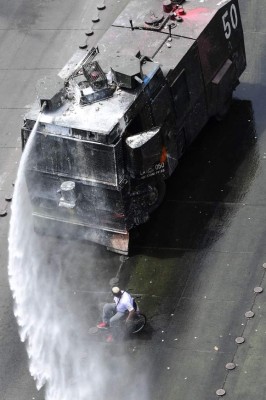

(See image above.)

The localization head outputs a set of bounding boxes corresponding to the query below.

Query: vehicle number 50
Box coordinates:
[222,4,238,39]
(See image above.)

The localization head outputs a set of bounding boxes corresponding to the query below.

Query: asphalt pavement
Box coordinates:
[1,0,266,399]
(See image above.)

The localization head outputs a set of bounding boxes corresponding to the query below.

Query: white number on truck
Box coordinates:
[222,4,238,39]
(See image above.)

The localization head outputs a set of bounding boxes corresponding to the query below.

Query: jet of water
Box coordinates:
[8,108,150,400]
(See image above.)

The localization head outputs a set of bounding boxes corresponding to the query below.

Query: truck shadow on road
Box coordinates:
[130,98,258,255]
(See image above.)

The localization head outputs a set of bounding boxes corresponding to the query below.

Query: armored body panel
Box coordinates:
[22,0,246,254]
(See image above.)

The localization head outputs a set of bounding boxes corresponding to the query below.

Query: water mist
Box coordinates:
[7,111,150,400]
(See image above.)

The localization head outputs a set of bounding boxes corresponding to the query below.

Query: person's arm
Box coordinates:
[126,308,135,321]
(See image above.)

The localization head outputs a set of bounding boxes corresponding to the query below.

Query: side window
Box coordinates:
[126,105,153,136]
[171,69,190,124]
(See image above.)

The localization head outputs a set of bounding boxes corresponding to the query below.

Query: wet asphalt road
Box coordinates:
[1,0,266,399]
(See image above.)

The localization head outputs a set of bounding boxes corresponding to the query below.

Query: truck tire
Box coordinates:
[215,95,233,121]
[147,177,166,214]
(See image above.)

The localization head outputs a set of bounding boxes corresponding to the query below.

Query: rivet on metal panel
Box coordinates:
[235,337,245,344]
[85,30,94,36]
[225,362,236,370]
[5,194,12,201]
[263,263,266,269]
[216,389,226,396]
[254,287,263,293]
[92,16,100,23]
[245,311,255,318]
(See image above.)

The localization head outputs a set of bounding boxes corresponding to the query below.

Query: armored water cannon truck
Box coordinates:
[21,0,246,254]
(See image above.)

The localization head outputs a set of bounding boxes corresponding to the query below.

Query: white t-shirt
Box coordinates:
[114,291,134,313]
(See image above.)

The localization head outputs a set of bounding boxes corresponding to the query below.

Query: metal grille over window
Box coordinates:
[82,61,108,91]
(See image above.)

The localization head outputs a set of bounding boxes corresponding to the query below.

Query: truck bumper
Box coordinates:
[33,213,130,255]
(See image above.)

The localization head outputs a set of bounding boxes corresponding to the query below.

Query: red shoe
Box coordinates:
[97,322,108,329]
[106,334,113,343]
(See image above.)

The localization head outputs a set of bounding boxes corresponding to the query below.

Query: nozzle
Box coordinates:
[40,101,47,113]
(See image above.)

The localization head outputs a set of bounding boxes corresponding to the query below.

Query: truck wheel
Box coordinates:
[215,95,232,121]
[147,178,166,214]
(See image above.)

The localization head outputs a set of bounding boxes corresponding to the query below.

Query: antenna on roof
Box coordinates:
[129,18,134,31]
[168,23,172,38]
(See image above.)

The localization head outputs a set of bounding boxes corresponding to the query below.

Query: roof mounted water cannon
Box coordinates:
[36,76,65,111]
[79,60,116,104]
[82,60,108,91]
